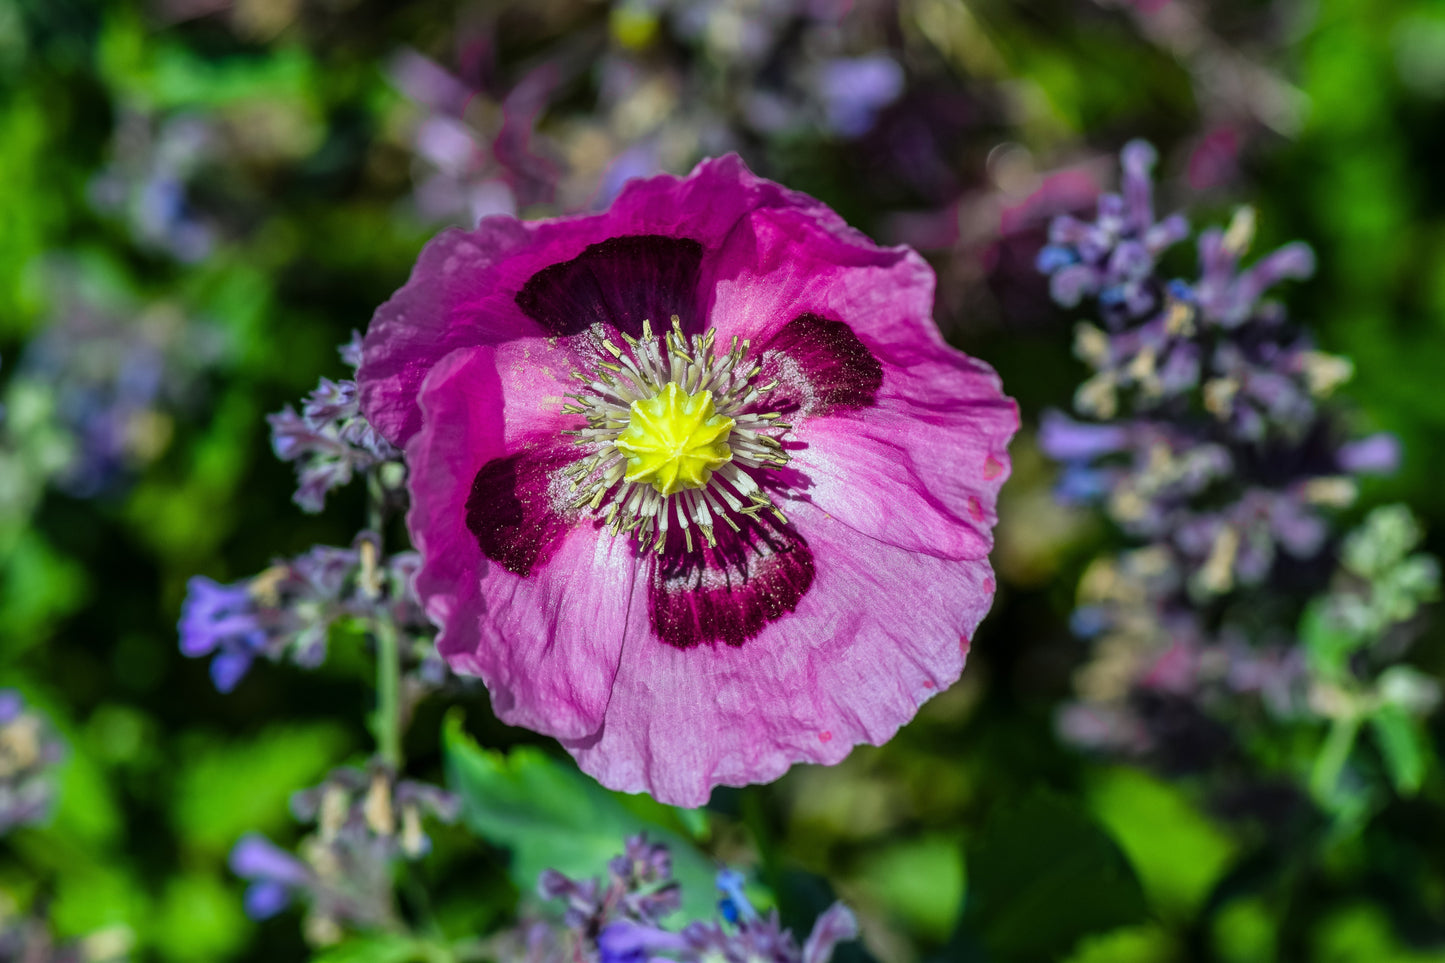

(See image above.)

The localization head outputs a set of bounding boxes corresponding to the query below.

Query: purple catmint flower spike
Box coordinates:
[531,837,858,963]
[268,335,401,514]
[802,903,860,963]
[227,766,461,939]
[0,692,65,835]
[1037,140,1406,769]
[177,533,437,691]
[1119,139,1159,233]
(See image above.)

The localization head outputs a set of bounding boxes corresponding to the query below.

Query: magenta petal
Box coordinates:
[515,234,705,338]
[704,198,935,352]
[409,344,640,740]
[758,313,883,417]
[360,156,817,448]
[709,195,1016,556]
[360,223,537,447]
[567,499,996,807]
[649,518,815,649]
[789,345,1016,559]
[466,450,577,577]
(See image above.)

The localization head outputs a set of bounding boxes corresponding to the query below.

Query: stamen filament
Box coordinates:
[557,320,792,553]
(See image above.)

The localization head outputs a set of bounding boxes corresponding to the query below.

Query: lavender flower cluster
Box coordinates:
[268,334,403,514]
[6,263,223,500]
[384,0,932,226]
[501,835,857,963]
[0,916,131,963]
[175,331,469,951]
[179,532,428,692]
[0,691,64,836]
[89,109,222,264]
[230,763,460,944]
[1037,142,1426,783]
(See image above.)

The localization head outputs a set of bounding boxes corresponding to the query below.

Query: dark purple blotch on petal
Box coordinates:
[649,518,815,648]
[760,313,883,417]
[515,235,705,338]
[466,449,576,577]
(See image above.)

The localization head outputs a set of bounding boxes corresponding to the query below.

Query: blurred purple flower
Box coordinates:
[89,110,219,263]
[231,833,313,919]
[1039,142,1404,774]
[17,264,223,498]
[816,54,905,138]
[179,576,269,692]
[530,836,856,963]
[0,691,66,835]
[386,49,563,227]
[1338,433,1402,475]
[228,764,460,939]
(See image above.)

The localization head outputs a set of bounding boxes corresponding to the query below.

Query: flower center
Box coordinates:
[616,383,735,496]
[560,316,791,553]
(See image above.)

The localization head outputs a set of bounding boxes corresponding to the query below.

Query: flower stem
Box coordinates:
[374,615,403,769]
[363,465,403,768]
[367,468,387,535]
[1311,712,1362,807]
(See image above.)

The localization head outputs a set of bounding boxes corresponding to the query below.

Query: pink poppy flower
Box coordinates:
[358,156,1017,805]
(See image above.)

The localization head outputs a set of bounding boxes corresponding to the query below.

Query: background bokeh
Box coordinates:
[4,0,1445,960]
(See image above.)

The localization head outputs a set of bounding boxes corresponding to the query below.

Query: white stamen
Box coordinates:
[558,321,792,552]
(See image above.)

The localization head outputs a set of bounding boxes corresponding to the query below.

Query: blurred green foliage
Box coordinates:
[442,712,719,922]
[2,0,1445,961]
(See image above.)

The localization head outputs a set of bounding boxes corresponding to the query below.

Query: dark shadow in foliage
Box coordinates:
[959,793,1148,962]
[772,866,880,963]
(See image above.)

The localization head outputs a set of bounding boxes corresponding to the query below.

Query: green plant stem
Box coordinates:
[1311,712,1362,807]
[364,465,403,768]
[367,468,386,535]
[374,615,403,769]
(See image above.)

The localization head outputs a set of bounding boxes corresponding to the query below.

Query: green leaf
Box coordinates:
[854,836,964,942]
[1299,598,1361,678]
[1312,902,1445,963]
[442,712,716,920]
[1369,704,1429,796]
[150,871,248,962]
[1087,767,1237,917]
[310,935,433,963]
[0,529,88,650]
[49,864,150,942]
[964,793,1148,960]
[1064,924,1175,963]
[1211,897,1277,963]
[171,723,351,855]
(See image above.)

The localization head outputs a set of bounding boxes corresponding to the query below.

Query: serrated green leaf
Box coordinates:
[441,712,716,920]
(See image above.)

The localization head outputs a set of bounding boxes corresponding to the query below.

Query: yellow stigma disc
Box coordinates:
[615,382,735,496]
